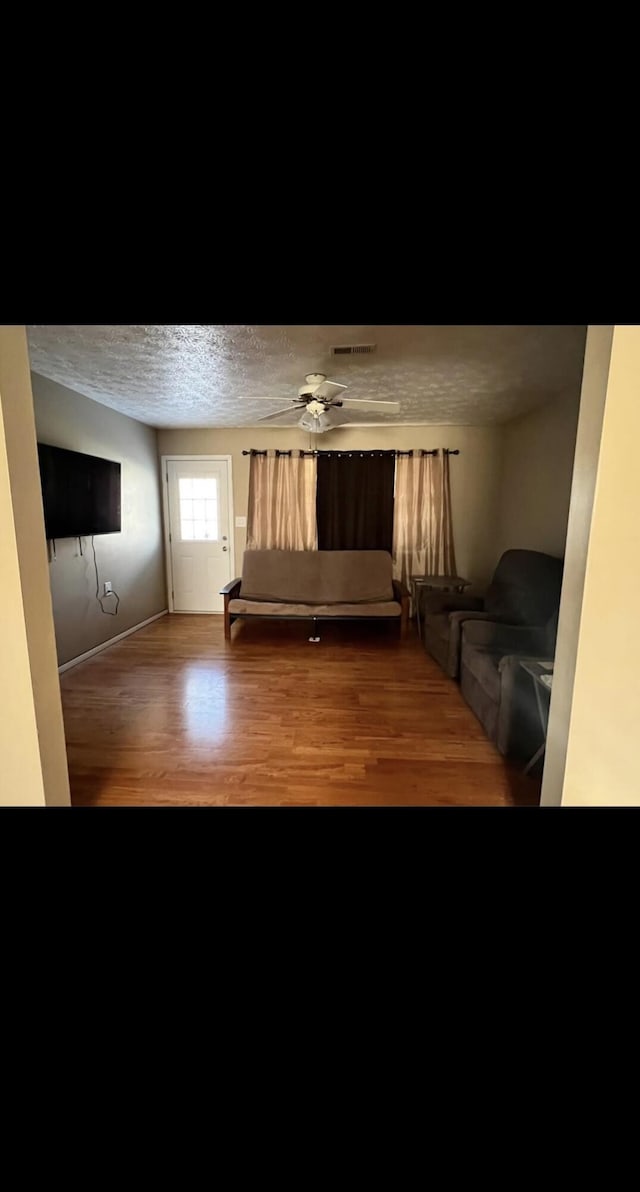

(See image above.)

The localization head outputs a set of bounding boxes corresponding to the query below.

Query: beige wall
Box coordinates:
[498,392,582,559]
[561,325,640,804]
[157,424,504,586]
[0,400,46,804]
[32,374,167,666]
[0,328,70,806]
[541,326,613,806]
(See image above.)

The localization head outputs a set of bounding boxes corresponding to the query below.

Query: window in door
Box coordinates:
[178,477,219,541]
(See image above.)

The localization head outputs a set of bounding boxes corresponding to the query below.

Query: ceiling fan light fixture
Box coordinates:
[306,399,326,416]
[299,409,332,434]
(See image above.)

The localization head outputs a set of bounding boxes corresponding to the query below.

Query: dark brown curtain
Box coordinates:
[316,453,395,551]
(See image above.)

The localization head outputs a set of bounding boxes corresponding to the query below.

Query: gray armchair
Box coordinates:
[421,549,564,678]
[459,616,558,758]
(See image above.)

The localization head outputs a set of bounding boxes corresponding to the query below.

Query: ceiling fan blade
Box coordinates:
[325,408,387,427]
[312,380,348,402]
[340,398,400,412]
[323,408,355,426]
[255,405,303,423]
[236,395,305,401]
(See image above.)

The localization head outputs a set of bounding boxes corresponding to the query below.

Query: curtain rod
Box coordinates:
[241,449,461,457]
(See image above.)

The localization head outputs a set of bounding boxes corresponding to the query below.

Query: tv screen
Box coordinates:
[37,444,121,539]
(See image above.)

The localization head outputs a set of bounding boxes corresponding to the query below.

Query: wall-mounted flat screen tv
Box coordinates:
[37,444,121,539]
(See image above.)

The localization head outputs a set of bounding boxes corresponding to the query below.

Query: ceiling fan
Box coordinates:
[241,374,400,434]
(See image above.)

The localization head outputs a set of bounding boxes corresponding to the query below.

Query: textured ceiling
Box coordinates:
[26,325,587,428]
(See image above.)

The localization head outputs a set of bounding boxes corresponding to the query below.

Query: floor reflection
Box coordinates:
[181,663,229,743]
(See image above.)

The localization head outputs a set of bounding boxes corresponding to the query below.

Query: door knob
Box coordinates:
[222,546,228,551]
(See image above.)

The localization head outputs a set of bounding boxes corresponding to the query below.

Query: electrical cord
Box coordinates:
[91,535,120,616]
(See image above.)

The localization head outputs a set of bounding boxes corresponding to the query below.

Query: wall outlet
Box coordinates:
[235,516,247,528]
[104,581,112,595]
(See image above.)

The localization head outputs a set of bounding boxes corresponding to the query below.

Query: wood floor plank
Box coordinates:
[60,615,541,806]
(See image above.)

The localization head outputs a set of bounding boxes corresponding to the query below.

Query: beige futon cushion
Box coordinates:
[240,550,394,604]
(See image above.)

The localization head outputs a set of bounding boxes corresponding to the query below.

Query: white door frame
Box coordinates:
[161,455,235,614]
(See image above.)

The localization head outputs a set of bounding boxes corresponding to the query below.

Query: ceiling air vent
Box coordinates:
[331,344,377,355]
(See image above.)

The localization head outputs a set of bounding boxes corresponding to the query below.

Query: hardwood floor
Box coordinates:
[60,615,541,806]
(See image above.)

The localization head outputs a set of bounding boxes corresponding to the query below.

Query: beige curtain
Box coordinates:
[246,451,318,550]
[392,451,457,588]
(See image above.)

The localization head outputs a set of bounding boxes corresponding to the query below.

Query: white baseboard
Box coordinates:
[58,610,168,674]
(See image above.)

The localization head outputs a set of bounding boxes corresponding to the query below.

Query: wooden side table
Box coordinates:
[410,575,471,639]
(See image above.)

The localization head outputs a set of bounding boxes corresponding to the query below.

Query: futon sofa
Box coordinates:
[421,549,564,678]
[221,550,410,640]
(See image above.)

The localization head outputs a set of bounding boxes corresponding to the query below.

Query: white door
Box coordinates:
[166,459,232,612]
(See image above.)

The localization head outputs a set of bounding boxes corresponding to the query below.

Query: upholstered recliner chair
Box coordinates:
[421,549,564,678]
[459,614,559,759]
